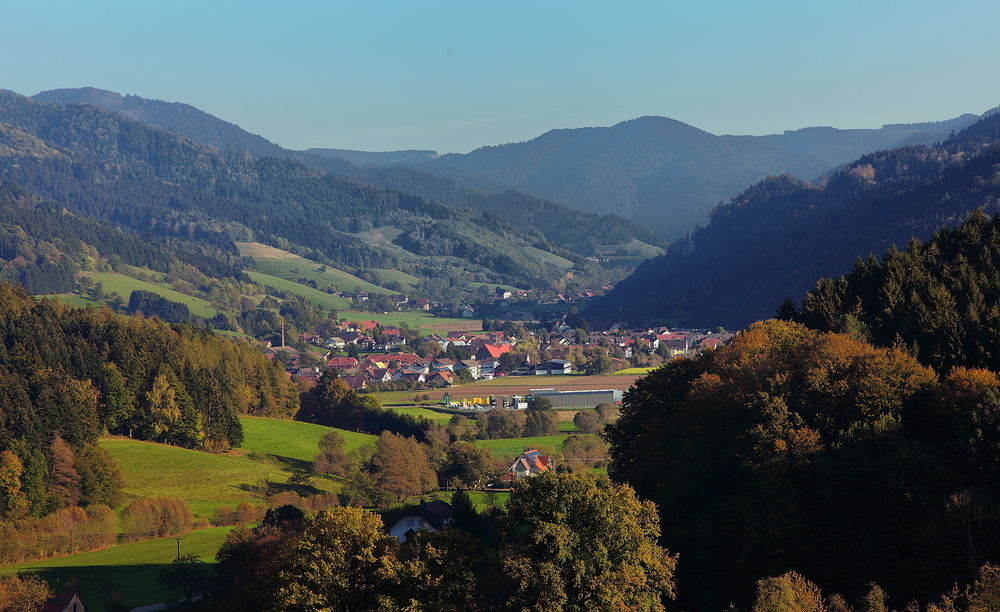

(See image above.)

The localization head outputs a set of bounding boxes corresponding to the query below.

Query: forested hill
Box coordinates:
[407,114,981,239]
[31,87,664,256]
[589,111,1000,330]
[0,90,636,293]
[33,87,288,159]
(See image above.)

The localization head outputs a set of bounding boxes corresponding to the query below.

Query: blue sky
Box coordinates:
[3,1,998,154]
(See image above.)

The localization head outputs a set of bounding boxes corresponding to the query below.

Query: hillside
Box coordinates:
[589,112,1000,329]
[30,87,665,260]
[405,114,983,239]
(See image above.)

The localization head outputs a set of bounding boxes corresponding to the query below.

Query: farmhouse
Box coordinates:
[388,500,454,541]
[505,449,551,481]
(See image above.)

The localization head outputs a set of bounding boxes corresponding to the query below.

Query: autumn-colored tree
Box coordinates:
[0,573,51,612]
[369,432,436,505]
[0,450,28,518]
[605,319,945,610]
[501,471,676,612]
[272,506,408,612]
[313,429,354,477]
[752,571,825,612]
[48,436,80,508]
[572,410,604,434]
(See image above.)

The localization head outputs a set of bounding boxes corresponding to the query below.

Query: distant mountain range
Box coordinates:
[406,115,985,239]
[32,88,662,258]
[589,112,1000,329]
[34,87,988,241]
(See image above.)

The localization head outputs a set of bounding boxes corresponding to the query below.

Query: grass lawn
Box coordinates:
[524,246,574,268]
[476,435,570,458]
[374,268,421,289]
[83,272,218,319]
[559,419,579,432]
[385,407,456,426]
[340,309,477,333]
[246,271,352,310]
[462,490,511,512]
[239,416,376,466]
[0,526,233,609]
[101,438,289,520]
[614,367,656,375]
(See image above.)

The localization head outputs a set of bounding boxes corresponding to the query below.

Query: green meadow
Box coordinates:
[239,416,376,464]
[524,246,574,268]
[0,526,233,608]
[84,272,219,318]
[475,434,571,458]
[101,438,282,520]
[340,309,476,332]
[246,271,352,310]
[386,406,456,426]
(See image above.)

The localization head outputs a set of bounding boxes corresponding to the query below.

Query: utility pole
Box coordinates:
[174,536,185,561]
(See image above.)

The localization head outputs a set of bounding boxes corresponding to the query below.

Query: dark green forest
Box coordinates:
[0,282,296,513]
[591,112,1000,329]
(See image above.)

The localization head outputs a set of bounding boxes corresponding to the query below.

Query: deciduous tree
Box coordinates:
[501,471,676,612]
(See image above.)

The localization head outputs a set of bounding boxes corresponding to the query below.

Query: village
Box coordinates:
[258,302,734,397]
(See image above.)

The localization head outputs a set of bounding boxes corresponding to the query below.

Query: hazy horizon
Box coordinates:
[4,1,999,154]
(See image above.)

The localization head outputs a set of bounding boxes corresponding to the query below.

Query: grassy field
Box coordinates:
[242,244,392,296]
[239,416,376,465]
[246,271,352,310]
[339,309,478,332]
[463,490,510,512]
[476,434,570,457]
[524,246,574,268]
[613,367,656,375]
[84,272,219,318]
[0,526,233,608]
[374,268,422,289]
[386,407,456,426]
[101,438,285,520]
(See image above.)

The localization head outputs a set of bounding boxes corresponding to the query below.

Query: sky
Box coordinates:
[3,1,999,154]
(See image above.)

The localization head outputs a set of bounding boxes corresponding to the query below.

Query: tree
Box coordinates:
[0,573,52,612]
[369,432,437,505]
[159,553,211,605]
[75,444,124,508]
[524,396,559,437]
[500,471,676,612]
[272,507,408,612]
[49,436,80,508]
[313,429,355,477]
[0,451,28,518]
[573,410,604,434]
[752,571,825,612]
[439,441,493,489]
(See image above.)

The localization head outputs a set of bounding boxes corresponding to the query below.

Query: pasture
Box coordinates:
[0,526,233,609]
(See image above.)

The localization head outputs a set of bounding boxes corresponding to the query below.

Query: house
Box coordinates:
[432,358,458,372]
[478,359,498,380]
[506,449,551,481]
[426,371,456,387]
[455,359,481,379]
[533,359,572,375]
[327,357,360,371]
[414,298,431,310]
[342,376,369,390]
[40,593,86,612]
[476,343,512,362]
[388,500,454,541]
[461,304,476,318]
